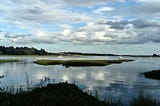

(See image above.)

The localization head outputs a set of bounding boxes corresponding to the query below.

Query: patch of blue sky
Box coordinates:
[69,6,93,13]
[38,24,61,32]
[0,23,29,33]
[39,22,86,32]
[69,22,86,29]
[92,1,139,20]
[106,0,140,8]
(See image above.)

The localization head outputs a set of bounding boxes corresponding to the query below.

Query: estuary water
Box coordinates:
[0,56,160,104]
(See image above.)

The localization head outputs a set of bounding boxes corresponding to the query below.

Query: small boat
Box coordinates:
[118,56,123,59]
[58,56,63,58]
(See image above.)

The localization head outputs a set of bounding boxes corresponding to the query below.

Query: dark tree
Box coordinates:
[0,46,50,55]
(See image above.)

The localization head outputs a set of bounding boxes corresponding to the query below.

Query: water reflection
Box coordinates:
[35,71,49,80]
[91,71,106,80]
[0,56,159,102]
[62,75,69,82]
[77,73,86,79]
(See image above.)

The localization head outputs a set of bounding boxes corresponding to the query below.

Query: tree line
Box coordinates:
[0,46,49,55]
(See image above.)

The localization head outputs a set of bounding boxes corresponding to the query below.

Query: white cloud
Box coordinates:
[93,7,115,14]
[61,30,72,36]
[60,24,73,29]
[0,32,5,40]
[1,18,160,45]
[0,0,160,46]
[134,0,159,3]
[0,0,93,34]
[59,0,125,6]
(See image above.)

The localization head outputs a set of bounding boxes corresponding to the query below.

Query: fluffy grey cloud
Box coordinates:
[64,19,160,44]
[4,32,29,39]
[1,32,31,44]
[131,19,160,28]
[103,19,160,29]
[4,5,91,24]
[55,0,124,6]
[1,30,59,44]
[0,0,160,46]
[115,1,160,18]
[105,20,129,29]
[131,2,160,15]
[0,0,93,32]
[1,18,160,45]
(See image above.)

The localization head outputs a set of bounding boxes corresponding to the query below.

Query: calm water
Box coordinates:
[0,56,160,104]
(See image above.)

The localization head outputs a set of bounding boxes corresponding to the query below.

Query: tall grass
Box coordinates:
[130,92,160,106]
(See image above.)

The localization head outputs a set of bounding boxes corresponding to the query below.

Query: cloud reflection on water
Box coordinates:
[0,56,159,102]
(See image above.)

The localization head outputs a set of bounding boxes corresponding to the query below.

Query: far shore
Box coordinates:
[0,54,160,57]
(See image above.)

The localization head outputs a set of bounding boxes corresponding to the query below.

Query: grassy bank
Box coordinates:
[0,83,159,106]
[143,69,160,80]
[0,59,19,63]
[34,59,134,67]
[0,83,107,106]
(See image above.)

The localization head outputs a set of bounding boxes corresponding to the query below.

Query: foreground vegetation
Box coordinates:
[0,83,159,106]
[143,69,160,80]
[0,59,19,63]
[130,92,159,106]
[34,59,134,67]
[0,83,107,106]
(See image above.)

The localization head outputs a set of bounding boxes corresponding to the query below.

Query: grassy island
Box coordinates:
[143,69,160,80]
[34,59,134,67]
[0,59,19,63]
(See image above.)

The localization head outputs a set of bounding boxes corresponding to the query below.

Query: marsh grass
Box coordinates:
[0,59,19,63]
[130,92,160,106]
[143,70,160,80]
[34,59,134,67]
[0,81,159,106]
[0,83,108,106]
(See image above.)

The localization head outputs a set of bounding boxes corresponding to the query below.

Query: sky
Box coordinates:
[0,0,160,55]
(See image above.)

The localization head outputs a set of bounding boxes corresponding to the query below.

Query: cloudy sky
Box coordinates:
[0,0,160,54]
